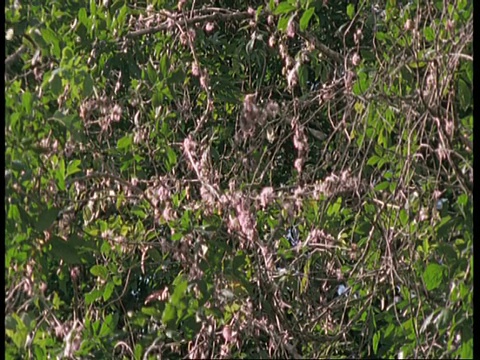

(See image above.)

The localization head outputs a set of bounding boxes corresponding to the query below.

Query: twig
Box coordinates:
[5,45,27,69]
[126,11,253,38]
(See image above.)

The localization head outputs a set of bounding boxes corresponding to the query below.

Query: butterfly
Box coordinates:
[286,226,300,247]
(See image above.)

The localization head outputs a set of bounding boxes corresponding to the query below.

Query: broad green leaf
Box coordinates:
[162,303,177,325]
[347,4,355,19]
[117,135,132,149]
[423,26,435,42]
[457,193,468,207]
[99,314,115,337]
[90,0,97,16]
[78,8,89,27]
[147,62,157,84]
[61,47,74,63]
[90,264,109,280]
[274,2,296,15]
[374,181,390,191]
[56,157,66,191]
[35,207,59,232]
[82,74,94,97]
[22,91,33,114]
[103,282,115,301]
[66,159,82,177]
[160,53,169,79]
[142,307,163,317]
[277,16,290,31]
[300,8,315,31]
[460,338,473,359]
[49,73,63,96]
[423,263,445,291]
[373,331,381,354]
[171,274,188,304]
[166,147,177,168]
[327,197,342,216]
[41,27,61,57]
[49,236,81,265]
[134,344,143,360]
[367,155,380,166]
[399,209,408,226]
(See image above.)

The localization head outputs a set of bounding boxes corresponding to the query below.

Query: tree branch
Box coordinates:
[126,11,253,38]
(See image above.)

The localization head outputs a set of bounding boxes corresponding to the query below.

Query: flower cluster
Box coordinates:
[225,190,258,246]
[291,117,309,174]
[237,95,280,142]
[79,96,122,134]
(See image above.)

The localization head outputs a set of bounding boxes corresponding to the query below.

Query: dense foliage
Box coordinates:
[5,0,473,358]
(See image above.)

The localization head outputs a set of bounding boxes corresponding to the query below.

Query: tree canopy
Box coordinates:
[5,0,473,358]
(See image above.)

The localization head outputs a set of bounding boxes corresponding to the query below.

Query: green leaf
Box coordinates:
[117,135,132,149]
[423,26,435,42]
[62,47,74,63]
[56,157,66,191]
[142,307,163,317]
[90,265,108,280]
[49,236,81,265]
[78,8,89,27]
[399,209,408,226]
[90,0,97,16]
[82,73,94,97]
[459,337,473,359]
[408,61,427,69]
[374,181,390,191]
[41,27,60,57]
[162,303,177,325]
[166,147,177,168]
[367,155,380,166]
[373,331,381,354]
[347,4,355,19]
[171,274,188,304]
[456,193,468,207]
[160,53,169,79]
[274,2,296,15]
[116,5,129,29]
[22,91,33,114]
[49,73,63,96]
[67,159,82,177]
[134,344,143,360]
[423,263,445,291]
[457,79,471,110]
[99,314,115,337]
[147,62,157,84]
[277,16,290,31]
[35,207,59,232]
[171,232,183,241]
[103,282,115,301]
[327,197,342,216]
[299,8,315,31]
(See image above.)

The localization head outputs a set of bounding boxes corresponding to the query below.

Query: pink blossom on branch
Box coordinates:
[259,187,275,208]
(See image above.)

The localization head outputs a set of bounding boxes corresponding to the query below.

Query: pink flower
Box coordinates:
[156,185,170,202]
[293,126,308,152]
[259,187,274,208]
[352,53,361,66]
[111,104,122,122]
[205,22,215,32]
[266,101,279,117]
[268,35,276,48]
[286,16,296,38]
[183,135,197,154]
[287,63,300,89]
[294,158,304,173]
[200,73,209,90]
[191,62,200,77]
